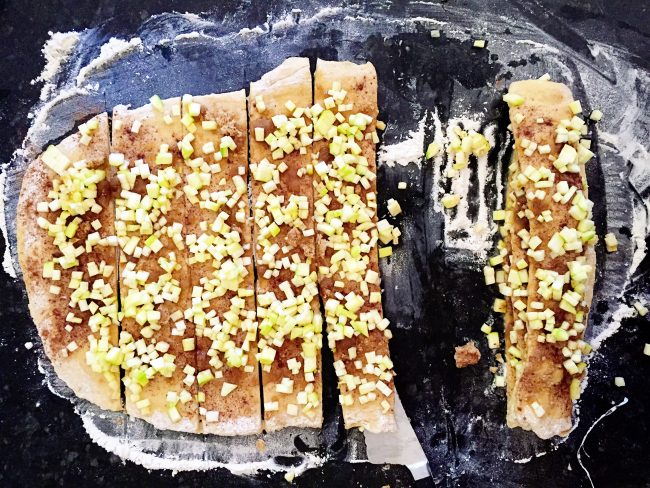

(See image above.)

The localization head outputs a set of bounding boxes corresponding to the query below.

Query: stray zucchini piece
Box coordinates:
[387,198,402,217]
[604,232,618,252]
[633,301,648,317]
[441,193,461,209]
[503,93,524,107]
[425,141,440,159]
[589,109,603,122]
[378,246,393,258]
[487,331,500,349]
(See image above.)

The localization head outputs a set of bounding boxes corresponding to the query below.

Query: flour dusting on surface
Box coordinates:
[629,197,649,279]
[81,412,323,475]
[442,118,498,259]
[174,31,202,41]
[407,16,448,26]
[76,37,142,86]
[25,86,91,144]
[514,39,560,54]
[590,303,636,350]
[32,31,80,101]
[36,349,327,475]
[378,116,427,168]
[270,7,343,33]
[513,455,532,464]
[34,31,80,83]
[0,168,16,277]
[429,109,447,212]
[270,14,296,33]
[238,25,269,38]
[37,356,72,401]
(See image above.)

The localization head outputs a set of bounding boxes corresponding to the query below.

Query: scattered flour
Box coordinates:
[37,356,71,401]
[238,25,269,38]
[630,199,649,278]
[25,86,91,144]
[588,43,603,58]
[174,31,202,41]
[76,37,142,86]
[181,12,206,22]
[270,7,343,33]
[514,39,561,54]
[292,7,343,24]
[406,16,447,26]
[593,70,650,281]
[429,109,447,211]
[271,14,296,33]
[33,31,80,83]
[378,116,427,168]
[493,130,510,213]
[0,167,16,277]
[508,440,562,464]
[168,31,224,44]
[514,455,532,464]
[37,349,326,475]
[596,65,650,281]
[81,411,322,475]
[442,118,498,258]
[342,12,452,36]
[32,31,80,101]
[590,303,636,350]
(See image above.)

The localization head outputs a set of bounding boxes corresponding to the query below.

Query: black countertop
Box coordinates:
[1,1,649,487]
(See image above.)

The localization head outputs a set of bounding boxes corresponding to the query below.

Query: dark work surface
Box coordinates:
[1,1,649,487]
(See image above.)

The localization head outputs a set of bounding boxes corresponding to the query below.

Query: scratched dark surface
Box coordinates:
[1,1,649,487]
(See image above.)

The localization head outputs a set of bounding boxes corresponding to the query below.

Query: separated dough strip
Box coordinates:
[112,98,199,432]
[504,80,596,439]
[249,58,324,430]
[181,92,262,435]
[313,60,396,433]
[504,151,529,426]
[17,113,121,411]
